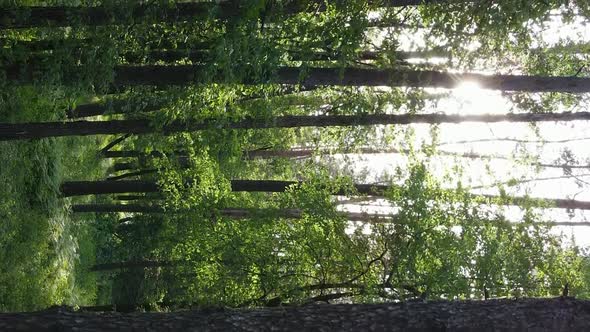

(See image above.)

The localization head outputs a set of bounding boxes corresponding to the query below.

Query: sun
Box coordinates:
[451,80,507,115]
[454,81,483,100]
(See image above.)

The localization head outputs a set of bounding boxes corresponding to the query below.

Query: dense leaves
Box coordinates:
[2,0,590,314]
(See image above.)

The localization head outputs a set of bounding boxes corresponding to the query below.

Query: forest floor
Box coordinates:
[0,86,111,311]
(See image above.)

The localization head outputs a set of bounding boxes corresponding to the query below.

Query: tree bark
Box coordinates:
[89,260,176,272]
[106,169,157,181]
[0,3,239,28]
[2,298,589,331]
[12,40,441,69]
[7,65,590,92]
[102,150,144,158]
[72,204,394,222]
[111,162,140,172]
[248,148,590,170]
[61,180,159,196]
[60,179,389,197]
[60,179,590,211]
[72,204,304,219]
[68,98,168,118]
[71,203,590,226]
[115,195,154,201]
[3,112,590,141]
[438,136,590,146]
[108,66,590,92]
[0,1,448,28]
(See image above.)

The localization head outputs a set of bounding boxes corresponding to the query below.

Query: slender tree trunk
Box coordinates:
[72,204,393,222]
[249,148,590,170]
[128,49,386,64]
[66,85,310,119]
[109,66,590,92]
[115,195,157,201]
[0,3,239,28]
[102,150,143,158]
[106,169,157,181]
[230,180,590,211]
[60,180,389,197]
[118,217,135,223]
[68,98,168,119]
[2,298,589,331]
[107,146,589,173]
[99,134,131,154]
[470,174,590,190]
[127,49,418,64]
[89,260,176,272]
[3,112,590,141]
[71,204,590,226]
[13,40,443,69]
[4,38,213,54]
[111,162,140,172]
[7,65,590,92]
[1,1,448,28]
[60,179,590,211]
[61,180,159,196]
[438,136,590,146]
[72,204,304,218]
[287,49,449,61]
[59,179,389,197]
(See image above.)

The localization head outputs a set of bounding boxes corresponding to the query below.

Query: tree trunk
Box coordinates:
[2,298,589,331]
[106,169,157,181]
[72,204,304,219]
[71,204,590,226]
[89,260,176,272]
[60,179,590,211]
[111,162,140,172]
[248,148,590,170]
[72,204,394,221]
[7,65,590,92]
[438,136,590,146]
[13,41,441,71]
[115,195,154,201]
[0,1,447,28]
[60,179,389,197]
[61,180,159,196]
[0,3,239,28]
[68,98,169,118]
[3,112,590,140]
[102,150,143,158]
[108,66,590,92]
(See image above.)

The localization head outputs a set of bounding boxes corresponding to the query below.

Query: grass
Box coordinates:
[0,85,112,311]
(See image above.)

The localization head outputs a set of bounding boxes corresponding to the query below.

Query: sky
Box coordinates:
[337,6,590,246]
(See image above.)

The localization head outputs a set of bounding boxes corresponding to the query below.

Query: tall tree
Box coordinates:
[59,179,590,210]
[2,112,590,140]
[72,203,590,226]
[7,65,590,92]
[0,1,450,28]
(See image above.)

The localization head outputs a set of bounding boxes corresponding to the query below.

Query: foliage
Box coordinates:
[0,87,109,311]
[1,0,590,313]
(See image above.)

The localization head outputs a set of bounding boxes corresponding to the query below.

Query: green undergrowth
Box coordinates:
[0,86,111,311]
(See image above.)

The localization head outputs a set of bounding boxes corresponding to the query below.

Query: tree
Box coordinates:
[1,298,589,331]
[3,112,590,140]
[72,204,590,227]
[89,260,177,272]
[0,3,239,28]
[72,204,306,219]
[59,179,590,211]
[0,1,451,28]
[247,147,590,170]
[9,65,590,92]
